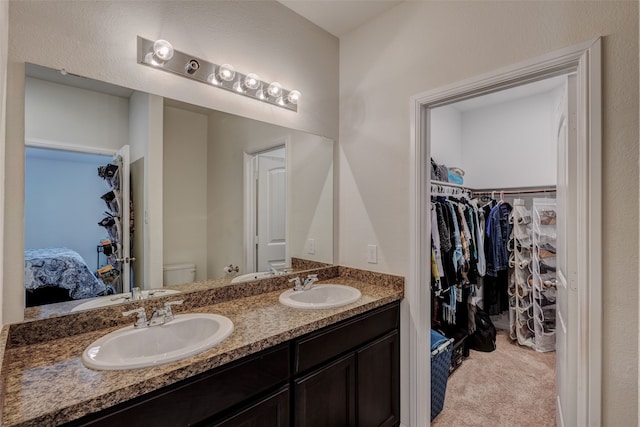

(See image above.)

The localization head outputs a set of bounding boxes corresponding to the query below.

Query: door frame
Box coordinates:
[408,38,601,426]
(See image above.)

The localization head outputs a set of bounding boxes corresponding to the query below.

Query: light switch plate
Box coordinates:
[367,244,377,263]
[307,239,316,255]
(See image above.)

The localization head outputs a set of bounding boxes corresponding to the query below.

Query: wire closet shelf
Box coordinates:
[430,180,556,198]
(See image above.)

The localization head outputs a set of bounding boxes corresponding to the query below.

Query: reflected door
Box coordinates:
[112,145,131,293]
[256,150,286,271]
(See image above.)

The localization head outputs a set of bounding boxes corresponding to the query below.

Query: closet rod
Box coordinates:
[430,180,556,195]
[431,179,465,188]
[472,186,556,196]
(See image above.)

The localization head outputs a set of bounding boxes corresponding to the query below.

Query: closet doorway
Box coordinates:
[409,39,602,427]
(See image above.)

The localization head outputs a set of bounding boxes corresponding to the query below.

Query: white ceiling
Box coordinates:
[451,75,567,112]
[278,0,403,37]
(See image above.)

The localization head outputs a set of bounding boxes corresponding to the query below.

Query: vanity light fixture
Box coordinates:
[144,39,174,66]
[244,73,261,90]
[267,82,282,97]
[287,90,301,105]
[137,36,300,112]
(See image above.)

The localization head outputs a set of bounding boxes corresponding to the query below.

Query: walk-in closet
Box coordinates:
[429,75,566,425]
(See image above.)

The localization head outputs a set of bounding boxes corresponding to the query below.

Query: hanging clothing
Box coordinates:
[430,194,484,330]
[485,202,513,277]
[431,203,446,288]
[469,199,486,277]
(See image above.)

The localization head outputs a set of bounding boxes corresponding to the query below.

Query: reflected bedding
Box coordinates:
[24,247,107,302]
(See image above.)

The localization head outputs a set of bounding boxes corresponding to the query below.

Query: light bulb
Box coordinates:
[144,52,161,66]
[287,90,301,105]
[218,64,236,82]
[233,81,244,93]
[267,82,282,97]
[244,73,261,90]
[152,39,174,62]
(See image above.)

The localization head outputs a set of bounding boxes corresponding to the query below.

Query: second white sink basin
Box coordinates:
[71,289,182,312]
[82,313,234,370]
[279,284,362,310]
[230,271,276,284]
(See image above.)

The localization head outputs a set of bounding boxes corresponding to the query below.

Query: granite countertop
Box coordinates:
[1,268,403,426]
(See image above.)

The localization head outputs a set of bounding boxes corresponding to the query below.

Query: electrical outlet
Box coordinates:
[307,239,316,255]
[367,244,377,264]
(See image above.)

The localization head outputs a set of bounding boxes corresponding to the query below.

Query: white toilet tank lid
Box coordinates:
[163,263,196,271]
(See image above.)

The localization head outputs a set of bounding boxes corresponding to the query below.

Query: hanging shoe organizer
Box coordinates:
[532,198,557,352]
[508,199,535,349]
[97,159,124,293]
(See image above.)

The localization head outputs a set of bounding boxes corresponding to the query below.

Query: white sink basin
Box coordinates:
[71,289,181,312]
[279,284,361,310]
[82,313,234,370]
[231,271,276,284]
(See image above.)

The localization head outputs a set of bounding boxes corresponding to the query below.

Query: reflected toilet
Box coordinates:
[163,263,197,286]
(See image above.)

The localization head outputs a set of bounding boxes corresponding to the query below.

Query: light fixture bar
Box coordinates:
[136,36,299,112]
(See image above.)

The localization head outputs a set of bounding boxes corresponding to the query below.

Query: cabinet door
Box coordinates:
[294,353,356,427]
[205,387,289,427]
[357,331,400,427]
[69,345,289,427]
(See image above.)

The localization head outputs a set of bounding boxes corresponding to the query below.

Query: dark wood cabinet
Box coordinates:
[65,302,400,427]
[293,302,400,427]
[67,344,290,427]
[357,331,400,427]
[203,387,290,427]
[294,354,357,427]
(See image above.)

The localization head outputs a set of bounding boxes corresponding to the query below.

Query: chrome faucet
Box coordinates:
[122,307,148,328]
[148,300,184,326]
[122,300,184,328]
[289,274,319,292]
[303,274,319,290]
[289,277,304,291]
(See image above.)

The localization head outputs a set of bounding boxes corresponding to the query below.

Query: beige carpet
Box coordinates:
[432,331,556,427]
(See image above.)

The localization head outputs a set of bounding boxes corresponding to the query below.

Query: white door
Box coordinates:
[256,151,286,271]
[113,145,131,293]
[555,75,578,427]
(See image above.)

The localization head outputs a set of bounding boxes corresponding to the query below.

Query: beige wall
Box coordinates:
[0,0,8,324]
[339,1,638,425]
[4,0,339,322]
[163,106,208,282]
[128,91,164,290]
[288,133,333,265]
[206,110,333,277]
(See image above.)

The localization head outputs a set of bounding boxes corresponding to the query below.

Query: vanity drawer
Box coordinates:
[293,301,399,374]
[70,344,290,427]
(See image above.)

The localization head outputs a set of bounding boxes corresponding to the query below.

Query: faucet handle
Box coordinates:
[289,277,303,291]
[163,300,184,320]
[122,307,147,328]
[303,274,319,289]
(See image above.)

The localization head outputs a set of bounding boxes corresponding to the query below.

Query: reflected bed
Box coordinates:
[24,247,109,307]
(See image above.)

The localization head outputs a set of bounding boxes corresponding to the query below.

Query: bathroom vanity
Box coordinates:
[0,266,403,427]
[66,302,399,427]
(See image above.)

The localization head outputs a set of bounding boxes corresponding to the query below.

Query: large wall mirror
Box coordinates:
[23,63,334,316]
